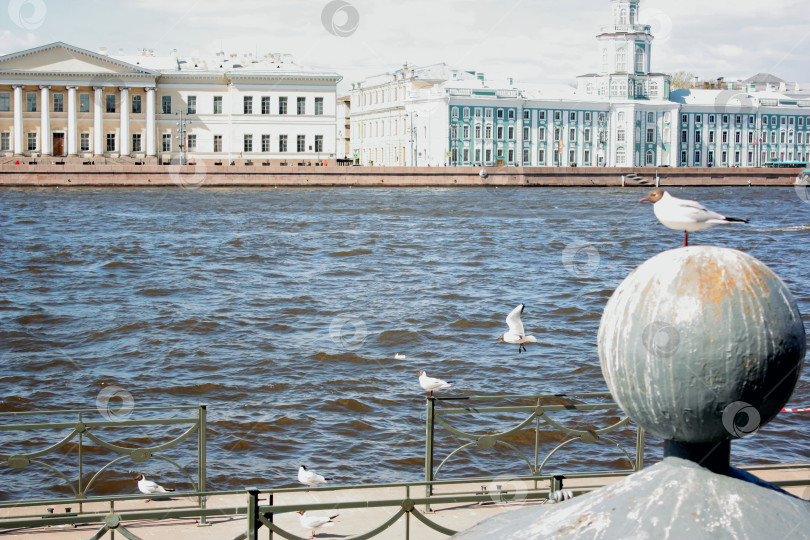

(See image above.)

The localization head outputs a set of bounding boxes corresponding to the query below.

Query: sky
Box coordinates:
[1,0,808,94]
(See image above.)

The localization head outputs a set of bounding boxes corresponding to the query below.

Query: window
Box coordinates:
[485,125,492,138]
[53,93,64,112]
[79,93,90,113]
[0,92,8,111]
[475,148,481,162]
[507,126,515,140]
[570,111,577,122]
[214,96,223,114]
[27,132,37,151]
[647,128,654,143]
[569,149,576,164]
[243,96,253,115]
[106,133,116,152]
[721,151,727,164]
[297,134,305,152]
[709,131,715,143]
[161,95,171,114]
[464,108,471,119]
[523,148,529,163]
[680,150,687,165]
[450,125,458,139]
[26,92,36,112]
[0,132,7,151]
[497,109,504,119]
[681,130,687,143]
[780,131,786,144]
[132,95,142,114]
[162,133,171,152]
[485,109,493,118]
[538,127,546,141]
[475,108,482,118]
[695,150,701,164]
[735,131,741,144]
[695,130,701,144]
[569,127,576,141]
[187,134,196,151]
[463,125,470,139]
[585,112,591,122]
[554,111,561,122]
[635,47,644,72]
[315,97,324,115]
[616,147,626,164]
[214,135,222,153]
[584,149,591,165]
[722,114,729,124]
[508,148,515,163]
[523,126,530,140]
[617,48,626,71]
[584,128,591,143]
[297,97,306,115]
[799,132,805,145]
[539,111,546,121]
[315,135,323,153]
[475,124,481,138]
[762,116,769,126]
[244,134,253,152]
[709,114,716,124]
[485,148,492,162]
[618,112,625,122]
[257,96,269,115]
[497,126,504,139]
[132,133,141,152]
[696,114,702,124]
[617,128,625,142]
[262,134,270,152]
[80,133,90,152]
[646,150,654,165]
[507,109,514,120]
[187,96,196,114]
[599,112,606,123]
[735,151,741,164]
[523,109,530,120]
[647,112,654,123]
[451,148,458,163]
[538,148,545,163]
[735,115,742,125]
[681,114,688,124]
[748,132,754,144]
[279,97,287,115]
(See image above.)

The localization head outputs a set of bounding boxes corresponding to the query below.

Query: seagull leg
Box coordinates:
[682,231,688,247]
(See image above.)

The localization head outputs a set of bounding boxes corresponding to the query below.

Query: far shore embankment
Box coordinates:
[0,164,802,187]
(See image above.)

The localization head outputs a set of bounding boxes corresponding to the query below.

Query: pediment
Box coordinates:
[0,42,156,76]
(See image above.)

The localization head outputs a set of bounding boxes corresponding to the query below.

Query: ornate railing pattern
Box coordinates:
[0,405,207,516]
[424,393,645,492]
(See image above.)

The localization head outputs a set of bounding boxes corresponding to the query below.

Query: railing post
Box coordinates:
[246,487,260,540]
[424,397,435,512]
[405,486,410,540]
[635,426,645,471]
[268,492,273,540]
[198,404,207,526]
[78,412,83,514]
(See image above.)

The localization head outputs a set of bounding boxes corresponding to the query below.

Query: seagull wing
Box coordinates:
[505,304,525,337]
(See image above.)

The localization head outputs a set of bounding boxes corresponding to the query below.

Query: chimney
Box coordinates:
[98,47,108,56]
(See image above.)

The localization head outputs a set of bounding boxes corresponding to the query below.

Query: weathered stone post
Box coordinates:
[599,246,805,473]
[455,247,809,539]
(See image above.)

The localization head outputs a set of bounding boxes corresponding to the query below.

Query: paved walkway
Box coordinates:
[1,467,807,539]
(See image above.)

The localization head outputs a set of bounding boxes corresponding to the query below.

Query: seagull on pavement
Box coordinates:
[639,189,749,247]
[497,304,537,353]
[298,465,330,487]
[134,474,174,502]
[415,370,451,397]
[297,511,339,539]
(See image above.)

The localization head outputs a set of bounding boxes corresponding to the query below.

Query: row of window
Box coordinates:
[682,129,810,145]
[0,92,326,116]
[679,149,810,167]
[681,113,809,127]
[449,146,596,166]
[5,132,325,154]
[451,108,605,123]
[451,124,600,143]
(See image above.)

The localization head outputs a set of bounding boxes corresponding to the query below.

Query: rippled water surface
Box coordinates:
[1,186,808,500]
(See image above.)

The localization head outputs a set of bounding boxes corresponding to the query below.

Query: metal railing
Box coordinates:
[424,392,645,506]
[0,405,207,520]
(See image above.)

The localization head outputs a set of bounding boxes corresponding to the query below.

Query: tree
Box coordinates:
[669,71,696,90]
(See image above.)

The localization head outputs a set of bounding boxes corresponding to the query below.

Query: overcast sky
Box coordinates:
[2,0,808,93]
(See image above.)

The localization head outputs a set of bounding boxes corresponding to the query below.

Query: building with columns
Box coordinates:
[349,0,810,168]
[0,42,341,163]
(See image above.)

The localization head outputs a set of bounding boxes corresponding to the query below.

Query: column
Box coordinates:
[93,86,103,155]
[40,85,51,156]
[12,85,23,155]
[145,87,156,156]
[516,103,524,166]
[67,86,77,155]
[119,87,129,155]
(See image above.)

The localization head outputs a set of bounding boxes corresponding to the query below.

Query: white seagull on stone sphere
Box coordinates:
[497,304,537,353]
[298,465,330,487]
[134,473,174,502]
[297,511,339,539]
[639,189,749,247]
[415,370,451,397]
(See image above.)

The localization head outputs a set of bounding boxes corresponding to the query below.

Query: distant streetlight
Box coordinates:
[175,110,192,165]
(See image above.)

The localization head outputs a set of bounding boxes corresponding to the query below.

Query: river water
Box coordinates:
[0,186,808,500]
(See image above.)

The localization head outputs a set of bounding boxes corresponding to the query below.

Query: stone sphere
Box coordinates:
[598,247,806,443]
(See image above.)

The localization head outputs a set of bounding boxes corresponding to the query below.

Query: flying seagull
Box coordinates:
[497,304,537,353]
[639,189,749,247]
[415,370,451,397]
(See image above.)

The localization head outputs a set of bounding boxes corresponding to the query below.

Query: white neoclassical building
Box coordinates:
[0,42,341,164]
[349,0,810,168]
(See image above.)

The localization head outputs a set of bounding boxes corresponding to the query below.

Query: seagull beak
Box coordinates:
[639,196,650,203]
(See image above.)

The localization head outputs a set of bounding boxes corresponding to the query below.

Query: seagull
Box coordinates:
[297,511,339,539]
[639,189,749,247]
[497,304,537,353]
[298,465,330,487]
[134,474,174,502]
[415,370,451,397]
[394,353,407,360]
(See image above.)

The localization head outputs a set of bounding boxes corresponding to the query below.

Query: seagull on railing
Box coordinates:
[298,465,330,487]
[134,473,174,502]
[496,304,537,353]
[415,370,451,397]
[297,511,339,539]
[639,189,749,247]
